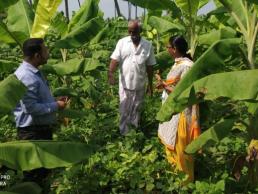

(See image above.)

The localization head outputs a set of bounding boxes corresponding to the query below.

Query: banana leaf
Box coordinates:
[174,0,209,17]
[49,12,68,37]
[41,58,102,75]
[67,0,101,32]
[0,21,25,46]
[92,50,111,60]
[154,51,173,71]
[0,0,19,11]
[148,16,185,34]
[89,24,110,45]
[41,58,84,75]
[55,17,103,49]
[161,69,258,119]
[0,60,19,73]
[185,119,236,154]
[7,0,34,41]
[127,0,180,15]
[217,0,248,27]
[53,87,78,97]
[0,74,27,114]
[83,58,103,72]
[218,0,258,68]
[198,27,236,45]
[30,0,62,38]
[0,141,93,171]
[245,102,258,115]
[5,182,42,194]
[157,38,241,122]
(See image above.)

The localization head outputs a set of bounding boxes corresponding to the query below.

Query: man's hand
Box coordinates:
[56,96,70,110]
[108,59,118,85]
[146,84,153,96]
[108,72,116,85]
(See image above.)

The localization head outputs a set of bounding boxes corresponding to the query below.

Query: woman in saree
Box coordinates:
[156,36,200,182]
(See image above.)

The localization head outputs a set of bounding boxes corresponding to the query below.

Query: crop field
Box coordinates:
[0,0,257,193]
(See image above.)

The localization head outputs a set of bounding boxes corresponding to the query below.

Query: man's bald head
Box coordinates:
[128,20,141,29]
[128,20,141,45]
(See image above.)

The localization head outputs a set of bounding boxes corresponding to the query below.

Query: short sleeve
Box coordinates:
[110,39,122,62]
[146,44,156,66]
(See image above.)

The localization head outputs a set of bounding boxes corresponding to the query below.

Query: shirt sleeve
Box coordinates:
[146,44,156,66]
[110,39,122,62]
[21,79,58,116]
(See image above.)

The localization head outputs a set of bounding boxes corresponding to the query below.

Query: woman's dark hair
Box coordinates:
[169,35,192,60]
[22,38,44,57]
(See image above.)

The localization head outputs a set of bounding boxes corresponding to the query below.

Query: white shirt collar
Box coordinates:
[22,60,39,74]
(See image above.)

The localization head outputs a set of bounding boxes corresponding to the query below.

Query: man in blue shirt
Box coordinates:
[14,38,67,140]
[13,38,68,190]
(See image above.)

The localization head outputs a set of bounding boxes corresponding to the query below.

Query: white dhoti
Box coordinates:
[119,86,145,135]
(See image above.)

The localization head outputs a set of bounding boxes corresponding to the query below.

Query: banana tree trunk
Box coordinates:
[114,0,122,17]
[128,1,131,20]
[64,0,69,22]
[135,5,137,19]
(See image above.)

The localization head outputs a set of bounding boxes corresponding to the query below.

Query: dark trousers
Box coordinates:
[17,125,53,140]
[17,125,53,192]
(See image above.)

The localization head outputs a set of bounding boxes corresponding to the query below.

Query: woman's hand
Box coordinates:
[155,73,164,90]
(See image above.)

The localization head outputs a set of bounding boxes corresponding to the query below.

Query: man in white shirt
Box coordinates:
[108,20,156,135]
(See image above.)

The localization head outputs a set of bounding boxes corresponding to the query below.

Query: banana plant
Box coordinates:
[0,0,62,46]
[178,69,258,186]
[0,0,34,48]
[173,0,210,57]
[53,0,104,61]
[215,0,258,69]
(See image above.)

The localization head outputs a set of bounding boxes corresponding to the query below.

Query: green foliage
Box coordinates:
[55,17,104,49]
[5,182,42,194]
[0,60,19,73]
[0,75,27,114]
[159,69,258,119]
[0,141,93,171]
[148,16,185,34]
[198,27,237,45]
[127,0,179,11]
[41,58,103,76]
[185,118,236,154]
[67,0,102,33]
[0,0,19,11]
[7,0,34,41]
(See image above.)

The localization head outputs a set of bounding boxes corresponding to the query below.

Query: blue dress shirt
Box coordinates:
[13,61,58,127]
